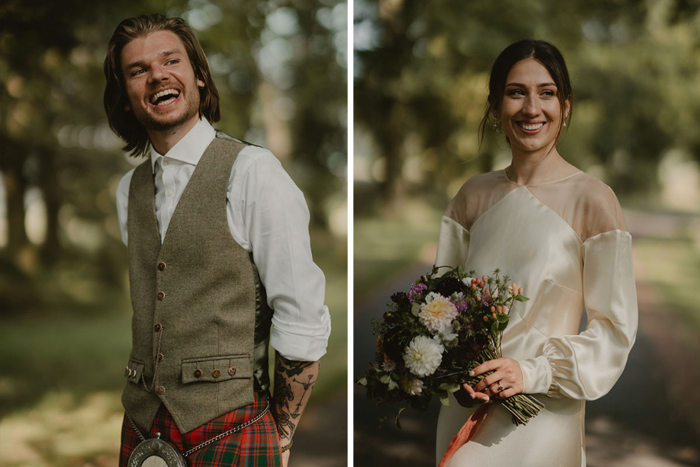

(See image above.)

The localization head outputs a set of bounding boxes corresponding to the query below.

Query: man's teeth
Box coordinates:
[520,123,544,130]
[151,89,180,104]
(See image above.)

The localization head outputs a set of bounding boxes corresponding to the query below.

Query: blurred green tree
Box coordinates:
[354,0,700,211]
[0,0,346,313]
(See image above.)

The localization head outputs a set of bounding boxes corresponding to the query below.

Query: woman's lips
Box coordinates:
[516,122,545,134]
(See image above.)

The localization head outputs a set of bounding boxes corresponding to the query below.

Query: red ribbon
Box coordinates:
[437,404,490,467]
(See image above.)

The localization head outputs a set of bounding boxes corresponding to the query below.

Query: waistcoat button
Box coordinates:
[154,323,162,332]
[157,262,166,271]
[194,369,202,378]
[228,367,236,376]
[157,353,164,362]
[156,386,165,395]
[157,291,165,300]
[212,369,221,378]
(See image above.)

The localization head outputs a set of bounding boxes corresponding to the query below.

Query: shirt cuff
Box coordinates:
[270,311,331,361]
[519,355,552,395]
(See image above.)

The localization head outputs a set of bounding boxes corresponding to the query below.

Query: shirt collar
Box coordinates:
[149,118,217,173]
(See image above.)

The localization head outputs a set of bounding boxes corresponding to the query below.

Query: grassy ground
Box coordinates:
[354,200,442,301]
[635,235,700,331]
[0,229,346,466]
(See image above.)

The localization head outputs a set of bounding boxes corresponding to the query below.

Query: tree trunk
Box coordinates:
[3,164,29,253]
[38,149,62,264]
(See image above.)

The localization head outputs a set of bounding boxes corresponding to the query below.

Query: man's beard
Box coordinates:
[132,92,200,132]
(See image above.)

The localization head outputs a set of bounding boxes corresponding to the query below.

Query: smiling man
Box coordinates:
[103,14,330,467]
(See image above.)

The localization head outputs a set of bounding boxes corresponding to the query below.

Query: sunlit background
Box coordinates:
[0,0,346,465]
[354,1,700,466]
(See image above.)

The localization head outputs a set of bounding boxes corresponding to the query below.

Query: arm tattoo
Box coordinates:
[272,352,320,445]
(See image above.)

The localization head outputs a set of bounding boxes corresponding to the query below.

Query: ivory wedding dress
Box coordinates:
[434,169,638,467]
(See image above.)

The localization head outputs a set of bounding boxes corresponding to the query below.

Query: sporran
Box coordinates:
[128,432,187,467]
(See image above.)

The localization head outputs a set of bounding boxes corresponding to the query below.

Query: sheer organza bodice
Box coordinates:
[435,170,638,467]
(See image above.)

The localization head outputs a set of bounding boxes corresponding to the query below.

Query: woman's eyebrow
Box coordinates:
[505,81,557,87]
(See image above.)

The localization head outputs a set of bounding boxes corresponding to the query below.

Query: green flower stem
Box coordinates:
[465,348,544,426]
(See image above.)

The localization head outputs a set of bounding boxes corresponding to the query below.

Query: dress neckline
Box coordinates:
[501,168,584,187]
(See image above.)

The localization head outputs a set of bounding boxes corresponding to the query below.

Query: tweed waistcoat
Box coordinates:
[122,132,273,434]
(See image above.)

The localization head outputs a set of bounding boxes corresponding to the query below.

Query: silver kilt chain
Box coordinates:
[127,401,270,458]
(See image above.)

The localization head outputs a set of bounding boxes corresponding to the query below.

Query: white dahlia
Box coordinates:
[403,335,444,377]
[400,374,425,396]
[419,293,458,333]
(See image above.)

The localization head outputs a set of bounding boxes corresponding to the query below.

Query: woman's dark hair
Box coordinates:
[478,40,573,151]
[103,14,221,157]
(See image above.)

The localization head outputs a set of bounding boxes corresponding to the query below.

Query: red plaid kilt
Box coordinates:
[119,392,281,466]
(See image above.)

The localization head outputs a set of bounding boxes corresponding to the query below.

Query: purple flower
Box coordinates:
[408,283,427,303]
[480,290,491,307]
[450,292,468,313]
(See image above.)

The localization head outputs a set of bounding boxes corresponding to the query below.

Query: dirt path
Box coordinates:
[353,250,700,466]
[291,390,347,466]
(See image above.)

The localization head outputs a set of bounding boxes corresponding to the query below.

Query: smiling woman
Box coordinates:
[433,40,638,466]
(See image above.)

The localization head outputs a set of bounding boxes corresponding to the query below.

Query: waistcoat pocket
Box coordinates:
[181,354,252,384]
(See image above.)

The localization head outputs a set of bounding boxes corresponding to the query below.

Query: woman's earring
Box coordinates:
[492,120,502,133]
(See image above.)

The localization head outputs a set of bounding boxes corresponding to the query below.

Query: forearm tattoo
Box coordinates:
[272,352,320,446]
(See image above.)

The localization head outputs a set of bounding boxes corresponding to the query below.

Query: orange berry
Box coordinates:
[472,284,477,289]
[518,287,523,294]
[483,316,488,322]
[492,312,497,318]
[482,275,487,282]
[497,306,502,312]
[490,306,495,312]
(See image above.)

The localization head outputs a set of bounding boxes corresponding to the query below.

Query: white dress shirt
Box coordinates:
[116,119,330,362]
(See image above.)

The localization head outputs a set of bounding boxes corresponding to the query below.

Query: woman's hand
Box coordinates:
[469,358,524,399]
[454,385,489,407]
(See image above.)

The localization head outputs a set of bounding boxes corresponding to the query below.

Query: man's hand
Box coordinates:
[271,352,320,466]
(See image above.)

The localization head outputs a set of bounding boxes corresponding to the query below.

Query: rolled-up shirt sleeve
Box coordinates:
[519,230,638,399]
[230,146,331,362]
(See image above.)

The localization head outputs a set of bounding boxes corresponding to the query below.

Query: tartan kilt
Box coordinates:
[119,391,281,466]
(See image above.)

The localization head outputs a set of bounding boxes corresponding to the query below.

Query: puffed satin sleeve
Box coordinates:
[435,215,470,271]
[519,230,638,399]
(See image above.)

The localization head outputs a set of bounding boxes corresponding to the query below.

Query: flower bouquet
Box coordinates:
[358,266,544,429]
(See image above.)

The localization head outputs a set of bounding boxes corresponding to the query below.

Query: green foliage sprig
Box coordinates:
[358,266,543,427]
